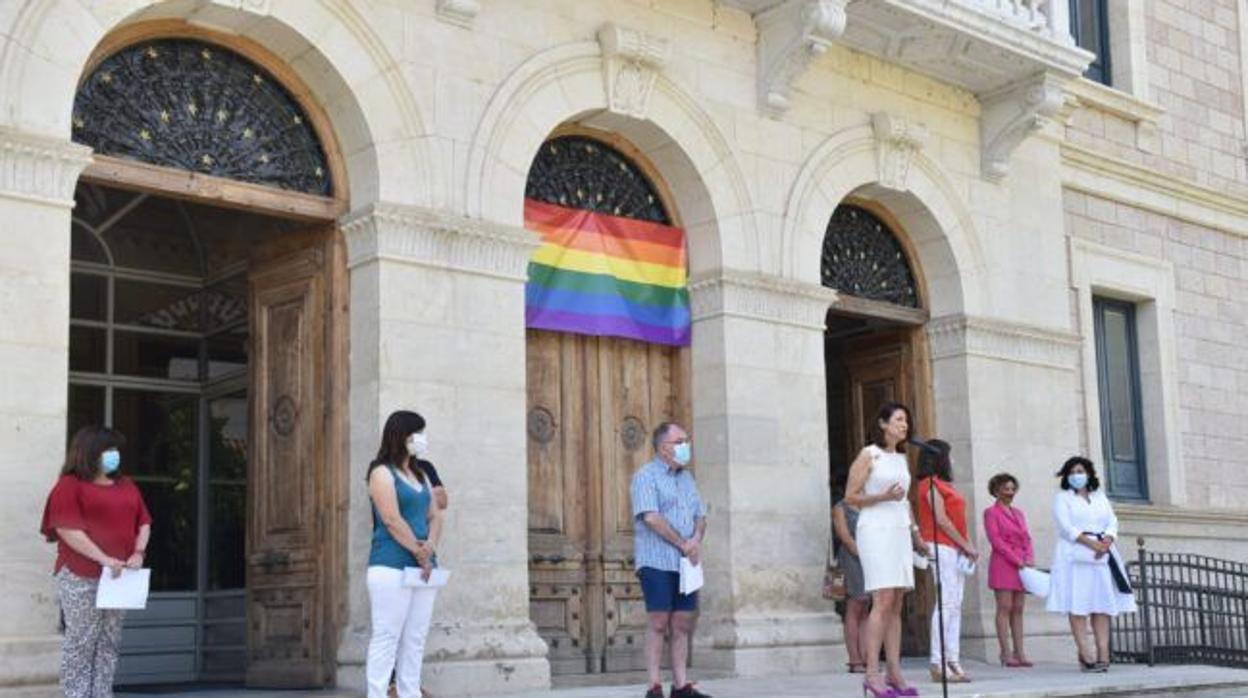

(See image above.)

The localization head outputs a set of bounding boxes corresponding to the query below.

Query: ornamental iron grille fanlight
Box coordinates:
[821,204,919,308]
[72,38,332,196]
[525,135,671,224]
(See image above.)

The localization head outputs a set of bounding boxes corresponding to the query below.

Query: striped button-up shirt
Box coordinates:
[631,458,707,573]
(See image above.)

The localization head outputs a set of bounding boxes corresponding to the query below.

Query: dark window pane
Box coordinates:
[71,273,108,321]
[1101,308,1136,460]
[1070,0,1110,85]
[103,197,201,276]
[206,329,248,381]
[208,394,247,591]
[71,225,109,264]
[136,480,197,592]
[114,330,200,380]
[112,389,198,591]
[67,385,106,440]
[1094,297,1146,500]
[115,279,201,331]
[69,326,107,373]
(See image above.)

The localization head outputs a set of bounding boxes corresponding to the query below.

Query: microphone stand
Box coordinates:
[926,471,949,698]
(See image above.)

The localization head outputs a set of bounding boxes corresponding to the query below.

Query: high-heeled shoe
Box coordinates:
[946,662,971,683]
[1078,652,1099,672]
[862,678,896,697]
[1000,652,1023,667]
[885,678,919,697]
[1015,656,1034,668]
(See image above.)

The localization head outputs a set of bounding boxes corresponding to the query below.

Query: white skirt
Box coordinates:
[857,524,915,592]
[1046,557,1137,616]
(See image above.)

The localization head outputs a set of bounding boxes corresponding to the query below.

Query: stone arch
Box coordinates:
[466,40,758,278]
[0,0,434,208]
[782,124,985,317]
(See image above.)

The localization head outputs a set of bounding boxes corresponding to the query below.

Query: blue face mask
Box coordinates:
[100,449,121,475]
[1067,473,1089,491]
[672,442,692,467]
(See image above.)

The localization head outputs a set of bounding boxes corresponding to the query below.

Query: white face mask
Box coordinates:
[406,432,429,458]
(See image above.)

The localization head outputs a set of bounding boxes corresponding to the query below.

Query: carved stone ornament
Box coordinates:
[528,407,557,445]
[597,23,671,119]
[979,71,1067,181]
[756,0,849,117]
[871,112,928,192]
[436,0,481,28]
[0,128,93,208]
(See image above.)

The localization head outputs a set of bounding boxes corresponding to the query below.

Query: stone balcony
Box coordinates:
[724,0,1094,179]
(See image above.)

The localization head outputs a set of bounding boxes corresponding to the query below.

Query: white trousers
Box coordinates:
[367,566,439,698]
[928,543,964,665]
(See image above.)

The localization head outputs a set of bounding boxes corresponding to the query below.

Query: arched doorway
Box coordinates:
[68,31,348,688]
[822,201,934,655]
[523,133,692,680]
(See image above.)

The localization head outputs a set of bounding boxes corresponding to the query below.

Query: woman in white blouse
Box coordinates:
[1046,456,1136,672]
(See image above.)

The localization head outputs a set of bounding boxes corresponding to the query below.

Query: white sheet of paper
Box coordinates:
[96,568,150,610]
[401,568,452,588]
[679,557,703,595]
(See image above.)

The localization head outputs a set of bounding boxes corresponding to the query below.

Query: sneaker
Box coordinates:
[645,684,665,698]
[671,683,713,698]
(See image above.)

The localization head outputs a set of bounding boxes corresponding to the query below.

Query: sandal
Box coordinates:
[1000,653,1023,668]
[848,662,868,673]
[1015,656,1034,668]
[946,662,971,683]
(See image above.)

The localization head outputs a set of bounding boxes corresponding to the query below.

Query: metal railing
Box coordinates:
[1112,538,1248,668]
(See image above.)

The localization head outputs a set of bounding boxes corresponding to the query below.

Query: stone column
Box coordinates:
[337,204,549,694]
[0,128,93,696]
[686,270,842,676]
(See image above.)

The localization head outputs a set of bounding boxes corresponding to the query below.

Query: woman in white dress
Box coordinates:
[845,402,927,698]
[1046,456,1136,672]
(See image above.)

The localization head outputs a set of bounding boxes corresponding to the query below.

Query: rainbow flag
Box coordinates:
[524,198,691,346]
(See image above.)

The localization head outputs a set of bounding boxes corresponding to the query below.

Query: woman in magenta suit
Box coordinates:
[983,473,1035,668]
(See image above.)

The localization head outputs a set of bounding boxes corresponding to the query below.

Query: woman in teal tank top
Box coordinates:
[365,411,444,698]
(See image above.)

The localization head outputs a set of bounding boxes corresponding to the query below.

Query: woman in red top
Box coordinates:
[915,439,977,684]
[41,426,151,698]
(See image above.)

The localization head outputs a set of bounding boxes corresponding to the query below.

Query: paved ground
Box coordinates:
[116,660,1248,697]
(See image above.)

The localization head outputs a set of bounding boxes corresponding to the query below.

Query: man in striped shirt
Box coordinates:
[631,422,710,698]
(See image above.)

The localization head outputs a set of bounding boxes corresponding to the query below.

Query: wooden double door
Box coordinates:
[526,330,688,676]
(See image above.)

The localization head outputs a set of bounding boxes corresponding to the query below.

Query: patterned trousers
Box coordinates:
[56,568,126,698]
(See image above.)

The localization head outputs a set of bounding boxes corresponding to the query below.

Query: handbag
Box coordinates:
[822,535,847,601]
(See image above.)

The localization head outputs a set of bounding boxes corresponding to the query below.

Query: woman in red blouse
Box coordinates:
[41,426,151,698]
[915,439,978,684]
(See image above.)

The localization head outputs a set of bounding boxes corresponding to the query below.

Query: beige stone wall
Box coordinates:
[1062,189,1248,509]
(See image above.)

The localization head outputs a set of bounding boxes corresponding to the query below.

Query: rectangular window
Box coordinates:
[1093,297,1147,500]
[1070,0,1112,86]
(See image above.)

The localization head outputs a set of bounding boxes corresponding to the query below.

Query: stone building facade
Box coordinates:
[0,0,1243,695]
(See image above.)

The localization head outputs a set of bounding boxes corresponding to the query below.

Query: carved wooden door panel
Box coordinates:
[246,245,328,687]
[844,332,931,657]
[597,337,681,673]
[527,330,684,676]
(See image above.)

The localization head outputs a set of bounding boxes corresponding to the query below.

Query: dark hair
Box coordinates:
[988,472,1019,497]
[870,401,911,453]
[651,422,681,452]
[1056,456,1100,491]
[62,426,126,481]
[367,410,427,484]
[916,438,952,482]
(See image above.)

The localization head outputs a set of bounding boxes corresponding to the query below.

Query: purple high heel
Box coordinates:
[885,679,919,697]
[863,678,896,697]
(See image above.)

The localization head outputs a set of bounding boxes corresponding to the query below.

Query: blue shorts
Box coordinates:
[637,567,698,613]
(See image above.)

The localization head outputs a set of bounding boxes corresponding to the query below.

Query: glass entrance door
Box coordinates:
[66,184,253,685]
